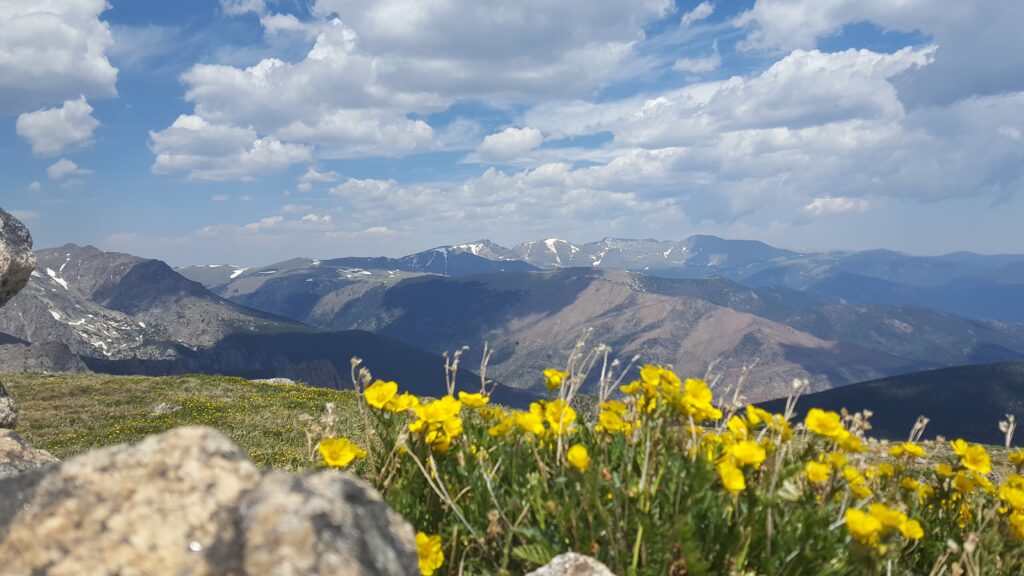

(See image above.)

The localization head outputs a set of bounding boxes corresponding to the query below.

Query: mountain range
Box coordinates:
[175,238,1024,401]
[1,235,1021,406]
[0,244,532,406]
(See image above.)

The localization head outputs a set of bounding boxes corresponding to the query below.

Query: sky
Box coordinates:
[1,0,1023,266]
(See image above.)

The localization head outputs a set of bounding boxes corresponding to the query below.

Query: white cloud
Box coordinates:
[300,167,341,183]
[296,183,314,193]
[681,2,714,27]
[473,127,544,163]
[16,96,100,155]
[301,213,333,224]
[27,181,42,193]
[153,0,673,176]
[0,0,118,114]
[804,196,869,216]
[281,203,313,213]
[673,41,721,74]
[47,159,91,180]
[243,215,284,232]
[734,0,1024,107]
[149,114,311,181]
[211,194,230,202]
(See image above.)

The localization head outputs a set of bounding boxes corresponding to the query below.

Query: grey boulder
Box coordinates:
[0,426,418,575]
[527,553,618,576]
[0,208,35,309]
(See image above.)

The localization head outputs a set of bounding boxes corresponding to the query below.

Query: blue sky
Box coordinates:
[1,0,1023,265]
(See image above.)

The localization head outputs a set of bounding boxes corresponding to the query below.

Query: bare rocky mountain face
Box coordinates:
[190,264,1024,402]
[183,235,1024,324]
[0,244,532,405]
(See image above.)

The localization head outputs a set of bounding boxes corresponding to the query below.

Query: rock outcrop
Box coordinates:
[0,426,419,575]
[0,429,58,480]
[527,553,618,576]
[0,382,17,429]
[0,208,35,309]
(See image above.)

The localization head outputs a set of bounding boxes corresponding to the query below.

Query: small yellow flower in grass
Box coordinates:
[543,399,577,435]
[868,503,907,529]
[318,437,367,468]
[567,444,590,471]
[1010,511,1024,540]
[805,461,830,484]
[960,444,992,475]
[805,409,845,439]
[516,404,546,436]
[950,438,969,456]
[1010,450,1024,467]
[729,440,767,468]
[953,471,976,494]
[1000,483,1024,511]
[457,391,489,409]
[899,519,924,540]
[385,392,419,413]
[935,463,954,477]
[726,416,749,438]
[597,409,629,434]
[718,460,746,494]
[487,415,516,437]
[364,380,398,409]
[416,532,444,576]
[543,368,569,392]
[845,509,882,545]
[889,441,926,459]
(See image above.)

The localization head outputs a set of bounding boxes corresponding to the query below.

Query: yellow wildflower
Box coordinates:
[727,416,749,438]
[953,471,976,494]
[543,399,577,435]
[960,444,991,475]
[487,415,516,438]
[364,380,398,409]
[805,409,845,439]
[1010,511,1024,539]
[385,392,419,413]
[805,461,830,484]
[516,403,546,436]
[745,405,774,427]
[900,519,924,540]
[845,509,882,545]
[543,368,569,392]
[597,409,629,434]
[318,437,367,468]
[457,391,489,409]
[718,460,746,494]
[416,532,444,576]
[567,444,590,471]
[935,463,954,477]
[889,442,926,459]
[729,440,767,468]
[1010,449,1024,467]
[868,503,907,529]
[1000,483,1024,511]
[950,438,969,456]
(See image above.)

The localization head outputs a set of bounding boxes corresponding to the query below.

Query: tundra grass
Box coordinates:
[3,372,361,470]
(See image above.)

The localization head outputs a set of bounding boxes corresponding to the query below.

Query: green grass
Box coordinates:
[4,372,361,470]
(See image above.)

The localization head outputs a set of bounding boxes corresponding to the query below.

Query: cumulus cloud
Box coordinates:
[473,127,544,163]
[27,181,42,193]
[149,115,310,181]
[16,97,100,155]
[243,215,284,232]
[281,203,312,213]
[300,167,341,183]
[152,0,674,178]
[734,0,1024,107]
[681,2,714,27]
[47,159,91,180]
[804,196,870,216]
[0,0,118,114]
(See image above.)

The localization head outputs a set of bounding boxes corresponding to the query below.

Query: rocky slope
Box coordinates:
[0,244,532,404]
[187,265,1024,400]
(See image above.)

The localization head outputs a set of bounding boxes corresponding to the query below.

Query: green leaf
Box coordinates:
[512,543,556,567]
